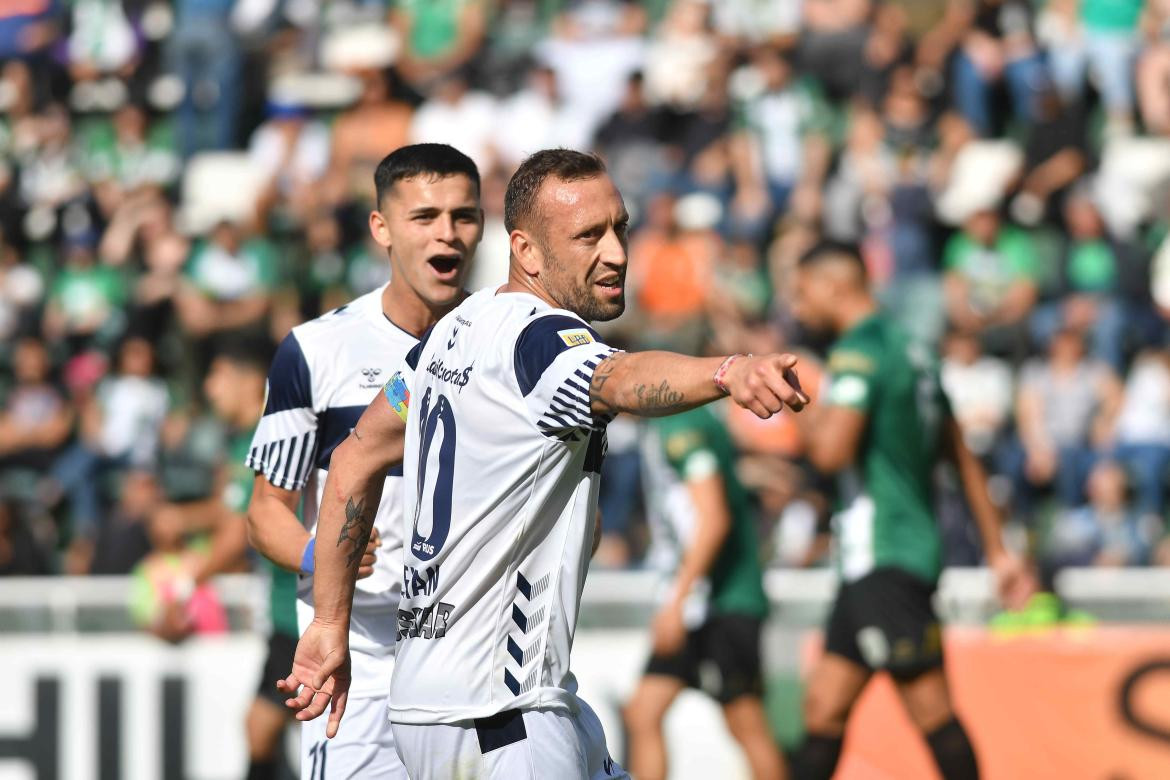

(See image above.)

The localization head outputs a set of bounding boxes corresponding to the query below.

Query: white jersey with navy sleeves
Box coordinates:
[246,284,414,700]
[388,287,618,724]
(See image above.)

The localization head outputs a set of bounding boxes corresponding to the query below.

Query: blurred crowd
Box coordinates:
[3,0,1170,592]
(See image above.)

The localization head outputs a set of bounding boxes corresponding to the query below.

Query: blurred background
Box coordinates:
[3,0,1170,778]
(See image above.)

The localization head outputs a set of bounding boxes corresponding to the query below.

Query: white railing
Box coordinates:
[1,567,1168,633]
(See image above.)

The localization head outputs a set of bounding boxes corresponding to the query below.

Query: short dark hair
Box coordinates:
[504,149,607,233]
[374,143,481,206]
[212,337,272,376]
[798,240,868,279]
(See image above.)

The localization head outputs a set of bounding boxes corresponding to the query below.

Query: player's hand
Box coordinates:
[650,600,687,656]
[989,551,1037,611]
[357,526,380,580]
[723,353,810,419]
[276,619,352,738]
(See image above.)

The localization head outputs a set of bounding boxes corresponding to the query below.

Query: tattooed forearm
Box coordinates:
[336,496,373,568]
[589,351,627,413]
[633,381,684,411]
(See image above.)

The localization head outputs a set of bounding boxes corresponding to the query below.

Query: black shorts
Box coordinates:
[645,612,764,704]
[256,631,298,706]
[824,567,942,681]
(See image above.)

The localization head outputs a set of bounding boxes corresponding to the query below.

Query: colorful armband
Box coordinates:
[383,372,411,422]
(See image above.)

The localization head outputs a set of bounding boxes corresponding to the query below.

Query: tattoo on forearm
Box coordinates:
[633,380,685,411]
[337,496,373,569]
[589,352,627,413]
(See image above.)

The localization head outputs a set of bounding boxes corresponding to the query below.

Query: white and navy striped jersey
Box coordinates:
[246,285,415,699]
[387,287,617,724]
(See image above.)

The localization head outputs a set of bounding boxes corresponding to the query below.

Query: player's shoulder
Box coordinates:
[828,315,890,375]
[291,287,383,347]
[512,303,607,396]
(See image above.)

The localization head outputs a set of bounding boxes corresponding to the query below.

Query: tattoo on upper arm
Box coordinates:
[336,497,373,568]
[589,352,627,413]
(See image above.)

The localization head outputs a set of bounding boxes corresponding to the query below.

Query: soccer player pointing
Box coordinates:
[282,150,807,779]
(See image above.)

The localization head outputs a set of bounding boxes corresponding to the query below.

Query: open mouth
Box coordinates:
[427,254,462,278]
[595,277,624,298]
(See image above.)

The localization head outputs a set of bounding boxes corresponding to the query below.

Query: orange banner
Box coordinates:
[810,627,1170,779]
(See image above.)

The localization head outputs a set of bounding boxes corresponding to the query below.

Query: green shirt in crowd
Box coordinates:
[50,264,126,326]
[1082,0,1143,32]
[1067,239,1117,292]
[943,226,1037,314]
[651,405,769,619]
[824,314,947,585]
[184,238,279,302]
[226,431,297,638]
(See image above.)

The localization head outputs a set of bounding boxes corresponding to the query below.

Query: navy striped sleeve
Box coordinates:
[264,332,312,415]
[514,315,617,439]
[514,316,603,397]
[246,330,319,490]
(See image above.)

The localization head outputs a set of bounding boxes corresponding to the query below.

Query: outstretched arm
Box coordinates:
[278,387,406,737]
[589,351,808,419]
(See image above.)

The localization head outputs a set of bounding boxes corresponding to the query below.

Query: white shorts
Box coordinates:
[391,698,628,780]
[300,695,406,780]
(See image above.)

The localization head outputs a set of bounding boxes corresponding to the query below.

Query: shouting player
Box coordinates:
[787,242,1035,780]
[279,149,808,779]
[245,143,483,779]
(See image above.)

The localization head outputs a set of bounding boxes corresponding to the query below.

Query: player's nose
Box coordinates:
[434,213,458,242]
[598,227,628,269]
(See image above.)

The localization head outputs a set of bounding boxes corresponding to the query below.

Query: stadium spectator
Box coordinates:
[730,45,832,238]
[798,0,873,103]
[1111,350,1170,517]
[1137,0,1170,136]
[87,468,158,575]
[951,0,1048,136]
[1014,327,1123,508]
[942,207,1039,357]
[409,69,498,176]
[47,335,168,561]
[0,337,72,483]
[535,0,647,140]
[245,98,331,225]
[2,0,1170,582]
[168,0,243,157]
[0,498,50,575]
[940,328,1014,460]
[1030,188,1126,369]
[1043,0,1142,134]
[1013,87,1088,227]
[324,68,414,208]
[83,102,180,218]
[493,65,590,170]
[1043,460,1155,575]
[391,0,489,89]
[174,219,276,349]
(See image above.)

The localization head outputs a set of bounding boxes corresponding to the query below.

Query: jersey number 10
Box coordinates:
[410,388,456,561]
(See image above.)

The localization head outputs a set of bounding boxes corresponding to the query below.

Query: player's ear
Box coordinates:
[510,228,543,277]
[368,208,392,249]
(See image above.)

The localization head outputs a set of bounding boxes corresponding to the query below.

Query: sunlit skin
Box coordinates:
[790,260,865,337]
[506,174,630,323]
[368,174,484,334]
